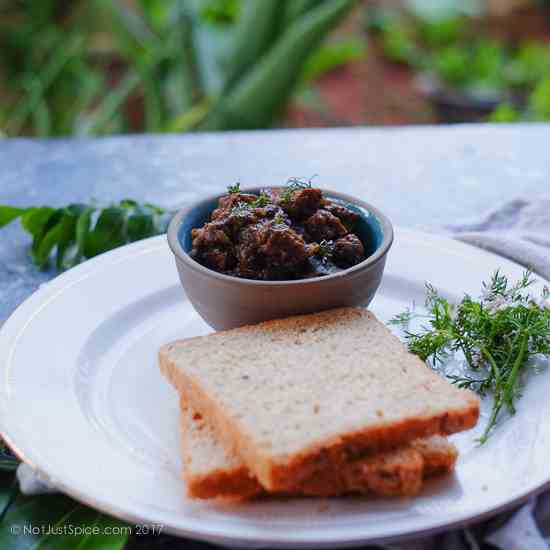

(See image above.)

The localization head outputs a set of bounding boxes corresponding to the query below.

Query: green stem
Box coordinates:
[7,34,83,135]
[503,332,529,414]
[477,347,503,443]
[481,347,502,392]
[478,397,503,444]
[179,11,204,107]
[84,72,141,135]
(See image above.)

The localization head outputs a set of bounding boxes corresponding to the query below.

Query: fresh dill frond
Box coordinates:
[317,239,334,263]
[227,182,241,194]
[230,201,252,215]
[272,213,288,228]
[391,270,550,443]
[388,308,415,326]
[279,175,317,204]
[250,192,270,208]
[230,192,270,216]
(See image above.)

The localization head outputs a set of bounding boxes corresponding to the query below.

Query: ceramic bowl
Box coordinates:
[167,188,393,330]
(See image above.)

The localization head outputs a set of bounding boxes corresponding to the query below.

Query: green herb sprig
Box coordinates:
[0,201,174,272]
[227,182,241,194]
[229,191,271,215]
[251,192,270,208]
[317,239,335,263]
[390,270,550,443]
[271,213,288,228]
[279,175,317,205]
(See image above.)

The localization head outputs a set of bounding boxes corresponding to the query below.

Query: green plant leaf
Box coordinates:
[301,37,366,83]
[74,207,95,265]
[22,207,64,260]
[470,39,506,91]
[162,98,211,133]
[380,20,420,65]
[0,493,129,550]
[33,221,64,270]
[528,75,550,120]
[4,199,171,271]
[127,213,156,242]
[506,42,550,89]
[20,208,56,238]
[54,206,87,271]
[223,0,284,91]
[0,439,19,473]
[199,0,240,25]
[432,45,470,87]
[84,207,127,258]
[84,72,141,136]
[284,0,324,25]
[488,103,521,123]
[138,0,172,32]
[204,0,359,130]
[417,16,466,49]
[0,471,17,520]
[6,33,85,136]
[0,206,27,228]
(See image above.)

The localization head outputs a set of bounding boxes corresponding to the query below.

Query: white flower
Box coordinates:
[486,295,508,314]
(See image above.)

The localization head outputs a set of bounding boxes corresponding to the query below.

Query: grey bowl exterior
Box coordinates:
[167,189,393,330]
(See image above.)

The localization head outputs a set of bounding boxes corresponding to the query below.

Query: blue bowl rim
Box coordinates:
[167,187,394,287]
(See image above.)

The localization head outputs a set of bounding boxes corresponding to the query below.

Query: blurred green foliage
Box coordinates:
[528,75,550,119]
[365,6,550,121]
[0,0,362,137]
[487,102,521,123]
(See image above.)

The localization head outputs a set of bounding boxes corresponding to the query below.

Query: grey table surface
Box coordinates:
[1,123,549,325]
[0,123,549,548]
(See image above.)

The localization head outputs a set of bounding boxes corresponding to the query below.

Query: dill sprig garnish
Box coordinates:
[272,213,288,228]
[390,270,550,443]
[251,192,270,208]
[230,192,271,215]
[317,239,335,263]
[230,201,252,216]
[279,175,317,204]
[227,182,241,194]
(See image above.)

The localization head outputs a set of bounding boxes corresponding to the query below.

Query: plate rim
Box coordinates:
[1,228,548,547]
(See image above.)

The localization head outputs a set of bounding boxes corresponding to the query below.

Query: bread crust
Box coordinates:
[160,307,478,492]
[161,345,476,492]
[180,399,459,499]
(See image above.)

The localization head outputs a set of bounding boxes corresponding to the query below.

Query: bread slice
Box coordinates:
[180,398,458,499]
[159,307,478,491]
[411,435,458,477]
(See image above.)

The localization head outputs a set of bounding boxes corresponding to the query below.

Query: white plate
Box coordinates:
[1,229,549,548]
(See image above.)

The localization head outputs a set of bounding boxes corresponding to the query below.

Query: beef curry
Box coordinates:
[190,181,367,281]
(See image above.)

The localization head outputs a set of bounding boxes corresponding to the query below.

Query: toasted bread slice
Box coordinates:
[160,307,478,491]
[411,435,458,477]
[180,398,457,499]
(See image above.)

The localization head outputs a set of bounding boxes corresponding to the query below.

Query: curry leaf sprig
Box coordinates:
[0,201,174,272]
[390,271,550,443]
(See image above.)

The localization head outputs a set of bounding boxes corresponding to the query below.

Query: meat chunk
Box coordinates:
[235,224,267,276]
[280,187,322,220]
[253,203,290,223]
[191,223,236,272]
[304,210,348,242]
[189,186,369,280]
[215,193,257,214]
[260,224,309,278]
[332,234,365,268]
[322,201,360,230]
